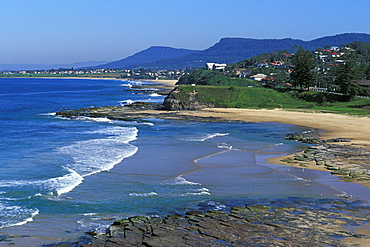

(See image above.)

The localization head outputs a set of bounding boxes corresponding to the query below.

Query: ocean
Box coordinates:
[0,77,369,246]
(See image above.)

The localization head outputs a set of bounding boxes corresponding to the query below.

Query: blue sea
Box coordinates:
[0,77,369,246]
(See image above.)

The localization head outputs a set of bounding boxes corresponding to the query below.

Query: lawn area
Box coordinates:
[175,85,370,116]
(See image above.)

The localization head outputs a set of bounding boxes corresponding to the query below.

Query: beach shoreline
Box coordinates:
[130,106,370,190]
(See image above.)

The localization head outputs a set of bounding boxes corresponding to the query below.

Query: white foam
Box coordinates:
[0,203,39,228]
[0,127,139,197]
[122,83,133,88]
[130,81,144,86]
[0,180,33,188]
[335,192,348,198]
[205,201,226,210]
[162,176,201,186]
[87,126,137,138]
[217,143,232,149]
[39,112,56,116]
[89,117,113,123]
[142,122,155,126]
[129,192,158,197]
[149,93,162,97]
[185,133,229,142]
[59,126,138,177]
[120,99,135,106]
[182,191,211,196]
[41,167,84,195]
[74,116,113,123]
[11,209,39,227]
[196,188,209,192]
[0,168,84,196]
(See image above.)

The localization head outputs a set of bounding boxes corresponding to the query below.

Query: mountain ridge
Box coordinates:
[92,46,199,69]
[99,33,370,69]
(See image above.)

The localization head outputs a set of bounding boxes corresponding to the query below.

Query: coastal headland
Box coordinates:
[53,79,370,246]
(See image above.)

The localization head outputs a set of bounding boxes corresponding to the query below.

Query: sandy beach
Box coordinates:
[146,107,370,145]
[145,79,178,86]
[191,108,370,144]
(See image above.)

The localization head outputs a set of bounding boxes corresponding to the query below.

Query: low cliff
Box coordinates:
[162,85,300,111]
[162,87,214,110]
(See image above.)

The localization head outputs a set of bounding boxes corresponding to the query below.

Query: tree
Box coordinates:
[365,65,370,80]
[290,46,316,90]
[336,52,362,97]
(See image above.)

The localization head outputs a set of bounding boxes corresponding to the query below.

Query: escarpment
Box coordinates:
[162,87,213,110]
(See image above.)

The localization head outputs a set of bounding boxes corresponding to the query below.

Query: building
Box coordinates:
[206,63,227,70]
[250,73,267,81]
[357,80,370,88]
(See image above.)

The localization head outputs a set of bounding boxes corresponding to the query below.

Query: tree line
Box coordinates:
[236,41,370,98]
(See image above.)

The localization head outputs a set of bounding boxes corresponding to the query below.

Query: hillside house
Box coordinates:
[330,46,340,52]
[207,63,227,70]
[250,73,267,81]
[233,68,250,78]
[357,80,370,88]
[331,52,340,58]
[257,59,269,68]
[270,61,285,67]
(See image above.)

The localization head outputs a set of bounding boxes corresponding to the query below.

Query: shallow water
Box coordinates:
[0,78,368,245]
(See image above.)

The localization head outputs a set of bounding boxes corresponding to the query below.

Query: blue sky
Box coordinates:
[1,0,369,64]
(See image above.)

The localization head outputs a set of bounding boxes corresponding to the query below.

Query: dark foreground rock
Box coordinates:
[82,199,370,247]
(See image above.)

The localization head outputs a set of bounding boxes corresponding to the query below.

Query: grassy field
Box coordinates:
[175,85,370,116]
[177,69,257,87]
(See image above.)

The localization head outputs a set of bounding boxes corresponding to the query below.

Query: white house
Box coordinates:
[250,73,267,81]
[207,63,227,70]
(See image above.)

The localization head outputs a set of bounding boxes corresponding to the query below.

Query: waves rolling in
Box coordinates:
[58,126,138,178]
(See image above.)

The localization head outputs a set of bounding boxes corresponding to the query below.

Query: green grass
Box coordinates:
[177,69,257,87]
[175,85,370,116]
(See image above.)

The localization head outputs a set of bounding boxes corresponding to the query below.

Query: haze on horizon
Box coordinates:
[1,0,369,65]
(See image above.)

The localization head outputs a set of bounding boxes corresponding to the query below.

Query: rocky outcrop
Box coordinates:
[285,131,321,144]
[83,199,370,246]
[284,143,370,182]
[56,102,163,121]
[162,87,212,110]
[283,130,370,182]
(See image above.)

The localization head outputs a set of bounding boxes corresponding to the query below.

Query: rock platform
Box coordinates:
[283,132,370,183]
[82,198,370,246]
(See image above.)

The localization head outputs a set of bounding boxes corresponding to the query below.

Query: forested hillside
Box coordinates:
[96,33,370,69]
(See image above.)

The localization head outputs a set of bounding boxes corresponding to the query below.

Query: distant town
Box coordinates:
[0,68,189,80]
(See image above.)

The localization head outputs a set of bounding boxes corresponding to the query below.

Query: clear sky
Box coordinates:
[1,0,369,64]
